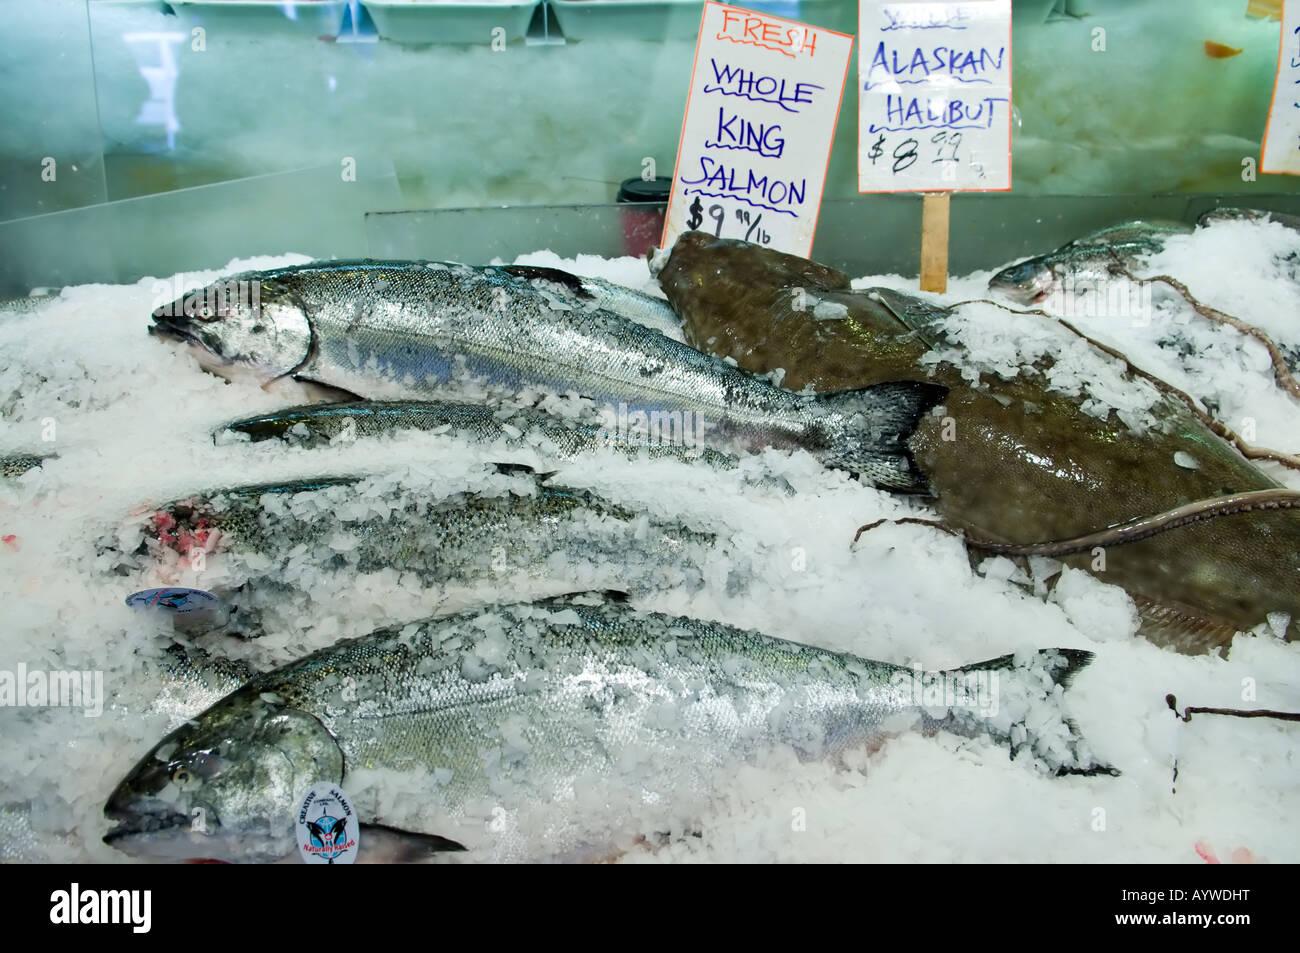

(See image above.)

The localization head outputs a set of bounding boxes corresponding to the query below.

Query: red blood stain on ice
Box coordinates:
[149,510,218,556]
[176,524,213,554]
[1,534,17,551]
[150,511,178,547]
[1195,840,1260,864]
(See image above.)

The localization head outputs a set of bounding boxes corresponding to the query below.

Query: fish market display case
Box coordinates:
[1,0,1298,872]
[5,0,1300,288]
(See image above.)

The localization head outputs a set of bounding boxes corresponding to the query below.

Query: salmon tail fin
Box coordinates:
[809,381,946,493]
[922,648,1117,776]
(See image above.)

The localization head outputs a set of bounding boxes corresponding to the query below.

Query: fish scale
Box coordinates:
[0,452,51,479]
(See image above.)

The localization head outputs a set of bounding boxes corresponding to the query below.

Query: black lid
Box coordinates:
[617,177,672,203]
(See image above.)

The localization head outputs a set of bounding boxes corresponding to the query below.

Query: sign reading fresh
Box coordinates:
[1261,0,1300,175]
[662,1,854,257]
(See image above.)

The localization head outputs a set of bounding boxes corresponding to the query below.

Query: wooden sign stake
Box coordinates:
[919,191,950,294]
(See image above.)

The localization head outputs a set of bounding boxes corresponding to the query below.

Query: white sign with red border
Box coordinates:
[662,1,854,257]
[858,0,1012,192]
[1261,0,1300,175]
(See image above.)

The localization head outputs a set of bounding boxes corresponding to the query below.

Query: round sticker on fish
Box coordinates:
[125,587,220,614]
[296,783,359,865]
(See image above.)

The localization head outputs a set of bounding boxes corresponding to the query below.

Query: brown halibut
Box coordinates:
[657,232,1300,654]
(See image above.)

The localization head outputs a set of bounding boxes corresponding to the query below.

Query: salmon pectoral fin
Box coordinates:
[490,462,560,483]
[273,376,365,405]
[358,823,468,862]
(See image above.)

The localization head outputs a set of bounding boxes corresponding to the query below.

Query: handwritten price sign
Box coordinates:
[662,1,854,257]
[1261,0,1300,175]
[858,0,1012,192]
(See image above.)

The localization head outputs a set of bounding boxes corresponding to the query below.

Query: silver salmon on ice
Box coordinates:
[107,471,744,642]
[988,220,1193,305]
[103,595,1103,863]
[151,260,944,491]
[220,399,746,474]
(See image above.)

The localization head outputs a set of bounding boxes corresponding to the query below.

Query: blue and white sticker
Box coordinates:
[125,587,221,614]
[296,782,359,865]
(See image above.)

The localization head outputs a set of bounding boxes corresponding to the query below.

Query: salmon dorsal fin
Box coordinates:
[499,265,594,298]
[535,590,632,608]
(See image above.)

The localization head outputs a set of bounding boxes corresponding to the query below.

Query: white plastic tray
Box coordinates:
[364,1,540,44]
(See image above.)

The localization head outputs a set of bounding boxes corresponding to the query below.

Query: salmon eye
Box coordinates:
[172,766,191,785]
